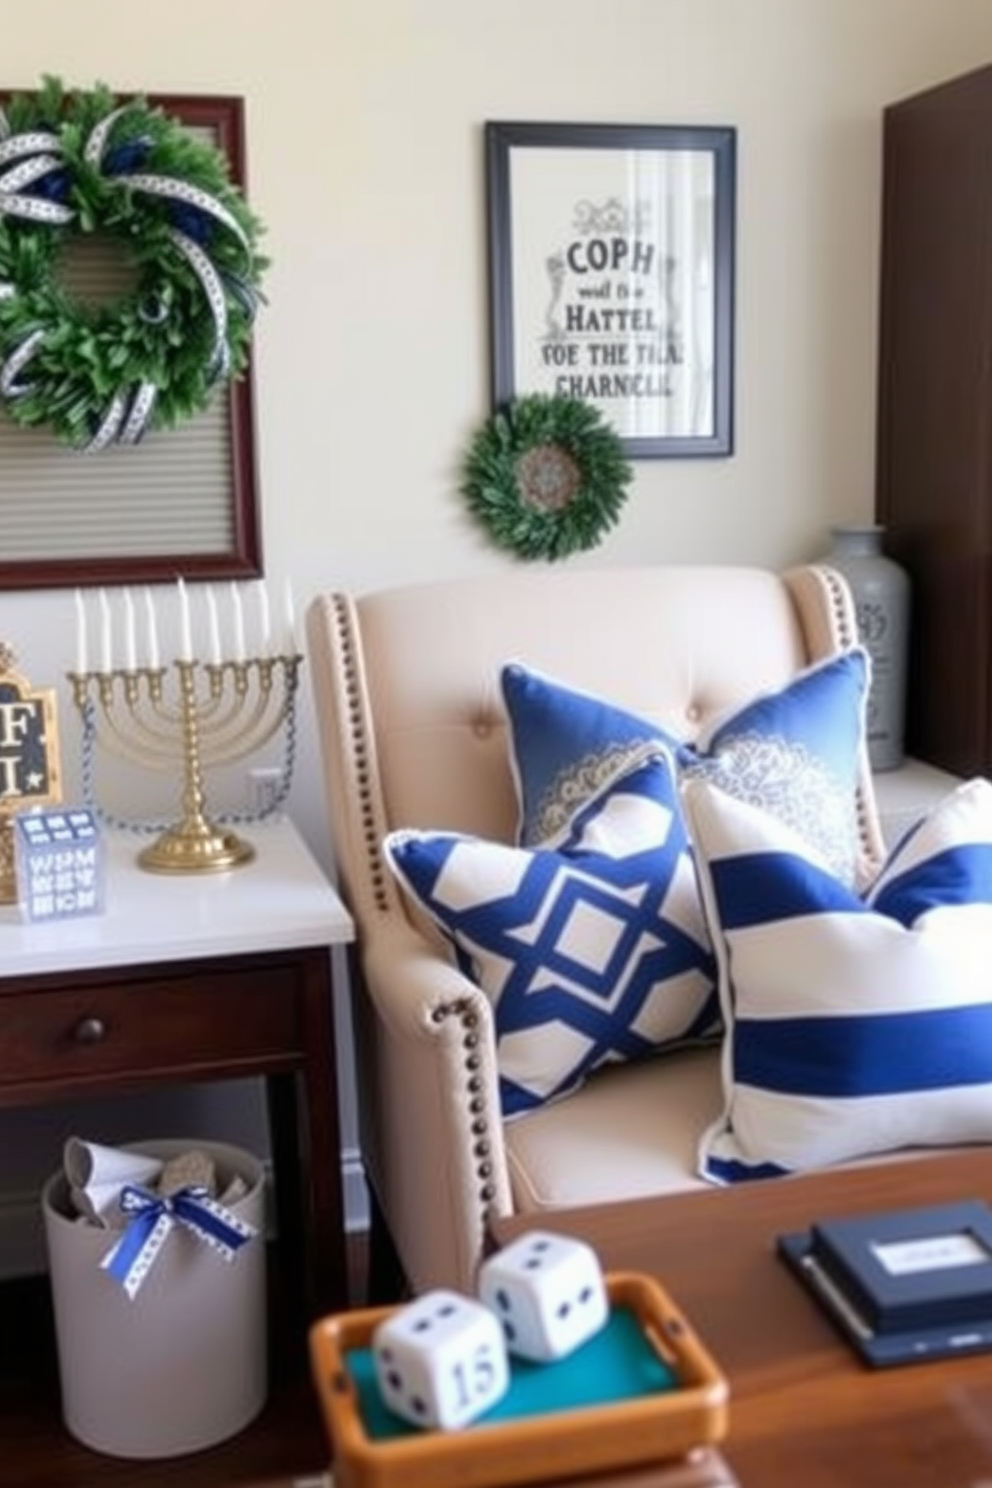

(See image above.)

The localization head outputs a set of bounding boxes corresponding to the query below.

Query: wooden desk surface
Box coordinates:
[493,1152,992,1488]
[244,1451,738,1488]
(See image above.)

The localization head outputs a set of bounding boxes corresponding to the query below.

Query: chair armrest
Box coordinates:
[355,920,514,1294]
[363,920,495,1039]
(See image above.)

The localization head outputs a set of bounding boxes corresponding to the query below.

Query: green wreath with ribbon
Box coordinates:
[0,77,266,450]
[461,393,633,561]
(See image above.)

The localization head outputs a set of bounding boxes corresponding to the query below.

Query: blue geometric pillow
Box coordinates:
[384,750,719,1119]
[501,650,870,885]
[682,775,992,1185]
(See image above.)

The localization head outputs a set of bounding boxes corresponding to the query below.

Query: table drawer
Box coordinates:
[0,962,305,1085]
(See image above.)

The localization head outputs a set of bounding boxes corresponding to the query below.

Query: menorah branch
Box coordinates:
[69,650,302,875]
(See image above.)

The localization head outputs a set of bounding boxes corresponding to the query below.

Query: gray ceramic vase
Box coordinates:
[825,524,911,772]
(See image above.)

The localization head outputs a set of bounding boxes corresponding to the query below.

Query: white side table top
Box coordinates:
[0,816,354,978]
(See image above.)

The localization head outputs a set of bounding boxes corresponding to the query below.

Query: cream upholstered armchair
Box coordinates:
[306,564,885,1297]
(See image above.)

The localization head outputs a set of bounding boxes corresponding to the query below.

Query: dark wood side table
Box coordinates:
[0,818,355,1317]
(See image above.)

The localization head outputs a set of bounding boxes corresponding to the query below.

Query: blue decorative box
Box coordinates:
[14,807,105,922]
[780,1198,992,1367]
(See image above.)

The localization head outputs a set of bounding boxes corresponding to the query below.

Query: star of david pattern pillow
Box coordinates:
[501,650,870,886]
[384,749,719,1119]
[682,774,992,1184]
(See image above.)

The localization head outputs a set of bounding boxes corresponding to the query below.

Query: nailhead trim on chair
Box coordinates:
[330,593,394,914]
[432,998,499,1216]
[816,563,858,649]
[813,563,880,869]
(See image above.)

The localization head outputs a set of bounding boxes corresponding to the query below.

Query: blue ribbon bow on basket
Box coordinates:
[101,1183,257,1301]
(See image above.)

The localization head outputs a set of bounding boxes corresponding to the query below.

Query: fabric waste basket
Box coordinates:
[42,1139,267,1458]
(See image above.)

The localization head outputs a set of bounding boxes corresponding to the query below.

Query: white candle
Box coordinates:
[206,586,222,665]
[230,582,246,662]
[256,580,272,655]
[74,589,88,674]
[122,588,137,671]
[177,577,193,662]
[99,588,113,673]
[143,587,161,670]
[283,578,297,654]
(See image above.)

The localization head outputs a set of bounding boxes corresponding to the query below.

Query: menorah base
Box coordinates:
[137,819,256,875]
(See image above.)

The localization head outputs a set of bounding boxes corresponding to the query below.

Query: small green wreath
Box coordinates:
[461,394,633,561]
[0,77,267,449]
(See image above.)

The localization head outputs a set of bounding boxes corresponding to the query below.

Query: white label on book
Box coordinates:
[871,1231,992,1276]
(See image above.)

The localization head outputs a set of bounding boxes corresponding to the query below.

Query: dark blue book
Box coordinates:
[807,1199,992,1332]
[780,1200,992,1367]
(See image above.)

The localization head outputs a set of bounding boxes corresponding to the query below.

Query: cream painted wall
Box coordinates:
[2,1,992,1264]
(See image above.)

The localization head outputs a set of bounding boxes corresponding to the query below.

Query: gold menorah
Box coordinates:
[68,580,301,874]
[68,653,302,873]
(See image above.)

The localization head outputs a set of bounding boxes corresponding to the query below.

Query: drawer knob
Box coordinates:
[74,1016,107,1044]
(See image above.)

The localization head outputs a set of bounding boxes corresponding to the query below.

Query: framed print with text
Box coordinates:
[485,121,736,459]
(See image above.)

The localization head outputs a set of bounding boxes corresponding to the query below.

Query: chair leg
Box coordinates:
[366,1186,410,1305]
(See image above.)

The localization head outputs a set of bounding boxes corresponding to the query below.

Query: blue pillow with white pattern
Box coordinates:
[384,749,719,1119]
[501,650,870,886]
[682,774,992,1184]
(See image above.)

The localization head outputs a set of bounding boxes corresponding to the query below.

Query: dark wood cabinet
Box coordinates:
[0,820,356,1320]
[876,62,992,776]
[0,946,349,1320]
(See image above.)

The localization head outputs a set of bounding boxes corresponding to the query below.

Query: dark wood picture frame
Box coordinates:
[486,120,737,459]
[0,91,263,591]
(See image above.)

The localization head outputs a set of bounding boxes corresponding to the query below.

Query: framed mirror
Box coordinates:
[0,92,263,591]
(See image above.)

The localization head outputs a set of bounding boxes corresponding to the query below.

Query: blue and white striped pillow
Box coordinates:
[682,774,992,1184]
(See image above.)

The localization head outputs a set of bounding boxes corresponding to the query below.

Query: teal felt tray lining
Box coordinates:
[347,1305,679,1441]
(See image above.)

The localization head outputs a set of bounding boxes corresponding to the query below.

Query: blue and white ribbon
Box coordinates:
[113,170,252,255]
[0,189,72,224]
[81,381,157,452]
[100,1183,257,1301]
[220,268,263,324]
[0,100,258,445]
[82,104,135,168]
[0,128,72,224]
[119,381,158,445]
[168,226,232,381]
[83,390,127,452]
[0,327,44,398]
[0,153,64,196]
[0,128,62,166]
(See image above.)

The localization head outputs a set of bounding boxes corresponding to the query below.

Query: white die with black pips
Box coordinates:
[371,1288,510,1431]
[478,1230,610,1363]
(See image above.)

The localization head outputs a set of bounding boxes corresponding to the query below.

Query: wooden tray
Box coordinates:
[308,1271,729,1488]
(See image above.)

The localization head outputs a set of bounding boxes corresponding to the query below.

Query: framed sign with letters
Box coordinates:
[0,642,62,902]
[0,643,61,809]
[485,120,737,459]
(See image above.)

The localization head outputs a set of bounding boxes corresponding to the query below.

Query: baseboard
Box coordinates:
[0,1148,370,1282]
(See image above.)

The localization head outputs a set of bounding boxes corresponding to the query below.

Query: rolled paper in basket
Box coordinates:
[63,1138,164,1221]
[71,1180,140,1227]
[100,1183,258,1301]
